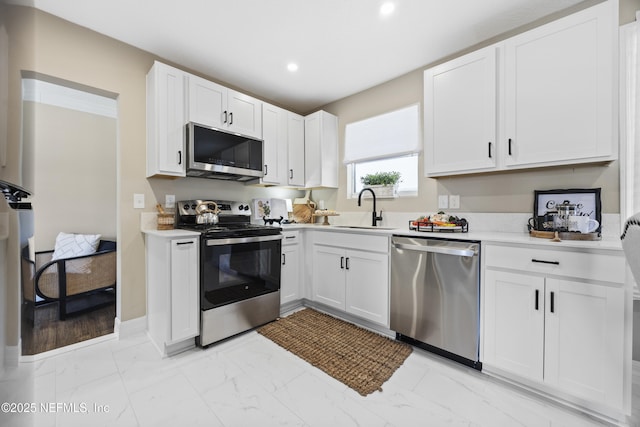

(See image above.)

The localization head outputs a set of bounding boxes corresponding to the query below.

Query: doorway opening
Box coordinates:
[19,76,118,355]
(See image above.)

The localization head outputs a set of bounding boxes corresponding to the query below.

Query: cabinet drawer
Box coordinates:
[484,244,625,284]
[312,231,388,253]
[282,230,300,245]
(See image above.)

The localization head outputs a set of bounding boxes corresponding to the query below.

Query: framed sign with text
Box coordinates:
[534,188,601,231]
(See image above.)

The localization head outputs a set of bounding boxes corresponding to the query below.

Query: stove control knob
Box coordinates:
[243,204,250,211]
[238,205,245,211]
[191,203,197,210]
[183,203,190,211]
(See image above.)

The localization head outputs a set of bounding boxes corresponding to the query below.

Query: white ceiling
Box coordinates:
[17,0,588,113]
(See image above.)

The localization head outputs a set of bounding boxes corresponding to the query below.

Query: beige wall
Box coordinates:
[318,0,640,216]
[1,6,303,333]
[27,101,117,250]
[1,1,638,343]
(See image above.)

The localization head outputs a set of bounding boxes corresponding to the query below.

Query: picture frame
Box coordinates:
[533,188,601,232]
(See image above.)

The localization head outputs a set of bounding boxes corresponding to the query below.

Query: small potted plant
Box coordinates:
[360,171,401,198]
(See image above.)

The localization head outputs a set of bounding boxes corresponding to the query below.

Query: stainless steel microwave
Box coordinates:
[185,122,264,181]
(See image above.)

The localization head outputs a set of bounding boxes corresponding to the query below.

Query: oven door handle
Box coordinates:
[205,234,283,246]
[392,242,476,257]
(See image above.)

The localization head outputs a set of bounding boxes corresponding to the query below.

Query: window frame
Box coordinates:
[347,154,419,199]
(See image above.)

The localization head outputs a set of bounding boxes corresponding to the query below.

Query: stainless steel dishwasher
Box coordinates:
[390,235,481,370]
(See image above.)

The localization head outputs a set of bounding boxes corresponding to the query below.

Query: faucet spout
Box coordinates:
[358,188,383,226]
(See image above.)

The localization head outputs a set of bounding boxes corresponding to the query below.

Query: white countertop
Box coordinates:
[142,228,201,238]
[282,223,623,251]
[140,211,623,251]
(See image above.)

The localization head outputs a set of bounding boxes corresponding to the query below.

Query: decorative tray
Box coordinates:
[529,230,601,241]
[409,221,469,233]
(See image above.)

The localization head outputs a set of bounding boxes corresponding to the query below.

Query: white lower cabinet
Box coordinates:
[280,231,302,306]
[145,232,199,357]
[310,231,389,326]
[483,243,629,420]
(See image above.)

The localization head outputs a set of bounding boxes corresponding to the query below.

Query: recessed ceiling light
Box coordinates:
[380,2,395,16]
[287,63,299,72]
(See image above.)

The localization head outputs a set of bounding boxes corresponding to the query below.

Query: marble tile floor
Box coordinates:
[1,329,638,427]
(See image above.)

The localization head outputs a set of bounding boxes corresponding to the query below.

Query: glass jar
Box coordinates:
[554,203,576,231]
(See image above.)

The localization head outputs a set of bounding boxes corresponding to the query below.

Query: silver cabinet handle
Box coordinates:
[206,234,282,246]
[392,242,476,257]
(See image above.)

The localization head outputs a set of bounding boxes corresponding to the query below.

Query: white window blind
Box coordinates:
[343,103,421,164]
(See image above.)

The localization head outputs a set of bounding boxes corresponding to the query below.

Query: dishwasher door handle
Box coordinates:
[392,242,476,257]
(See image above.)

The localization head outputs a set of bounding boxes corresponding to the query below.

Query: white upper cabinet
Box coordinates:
[503,0,616,168]
[187,74,226,129]
[423,1,617,176]
[259,102,289,185]
[304,110,338,188]
[187,74,262,139]
[146,61,188,178]
[287,112,305,187]
[424,45,498,176]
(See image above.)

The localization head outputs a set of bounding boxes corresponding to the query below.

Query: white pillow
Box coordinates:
[51,232,101,273]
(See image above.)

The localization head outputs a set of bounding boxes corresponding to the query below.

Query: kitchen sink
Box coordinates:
[333,225,396,230]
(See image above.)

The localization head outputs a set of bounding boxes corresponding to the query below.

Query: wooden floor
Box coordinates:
[21,302,115,355]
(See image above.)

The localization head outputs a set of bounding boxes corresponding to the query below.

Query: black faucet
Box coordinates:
[358,188,383,227]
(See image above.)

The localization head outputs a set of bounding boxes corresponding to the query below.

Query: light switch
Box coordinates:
[450,195,460,209]
[133,193,145,209]
[438,195,449,209]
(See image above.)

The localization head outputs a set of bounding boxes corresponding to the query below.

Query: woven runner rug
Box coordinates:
[257,308,412,396]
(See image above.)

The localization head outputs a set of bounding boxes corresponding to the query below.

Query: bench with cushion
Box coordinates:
[21,234,116,321]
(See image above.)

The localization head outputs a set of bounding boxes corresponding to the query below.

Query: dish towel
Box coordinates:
[621,212,640,287]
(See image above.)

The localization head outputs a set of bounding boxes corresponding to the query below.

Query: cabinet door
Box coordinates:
[311,245,345,310]
[424,45,497,176]
[504,1,615,168]
[304,111,338,188]
[261,103,288,185]
[280,244,300,305]
[345,250,389,326]
[544,278,624,407]
[483,270,545,381]
[147,62,187,177]
[169,238,199,343]
[287,112,305,187]
[227,89,262,138]
[187,74,226,129]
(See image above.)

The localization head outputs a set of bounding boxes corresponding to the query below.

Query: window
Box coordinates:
[349,155,418,197]
[344,104,421,198]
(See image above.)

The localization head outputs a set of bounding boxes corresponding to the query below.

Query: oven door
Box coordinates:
[201,234,282,310]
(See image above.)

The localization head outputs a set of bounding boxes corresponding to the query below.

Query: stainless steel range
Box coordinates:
[176,200,282,347]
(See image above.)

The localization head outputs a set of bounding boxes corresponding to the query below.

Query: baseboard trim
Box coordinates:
[114,315,146,338]
[20,333,117,362]
[5,343,20,367]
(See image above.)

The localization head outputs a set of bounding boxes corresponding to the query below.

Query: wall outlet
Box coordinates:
[438,195,449,209]
[165,194,175,209]
[133,193,145,209]
[449,195,460,209]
